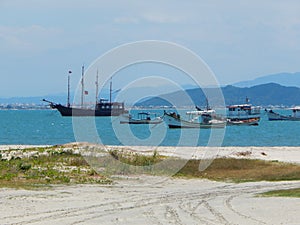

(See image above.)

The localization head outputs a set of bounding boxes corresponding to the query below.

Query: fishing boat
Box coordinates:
[226,98,260,126]
[266,107,300,121]
[120,112,163,124]
[164,105,226,129]
[43,66,127,117]
[164,111,226,129]
[187,103,225,124]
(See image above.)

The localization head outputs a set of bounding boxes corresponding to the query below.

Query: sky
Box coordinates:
[0,0,300,97]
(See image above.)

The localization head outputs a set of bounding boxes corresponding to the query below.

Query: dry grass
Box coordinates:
[175,158,300,182]
[88,150,300,183]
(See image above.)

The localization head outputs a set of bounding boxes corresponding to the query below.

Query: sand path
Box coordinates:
[0,177,299,225]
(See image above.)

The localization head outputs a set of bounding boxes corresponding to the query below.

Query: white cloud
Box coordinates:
[0,25,63,54]
[1,0,300,97]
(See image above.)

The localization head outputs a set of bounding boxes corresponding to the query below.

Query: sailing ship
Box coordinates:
[120,112,163,124]
[226,98,260,126]
[43,66,126,117]
[266,107,300,121]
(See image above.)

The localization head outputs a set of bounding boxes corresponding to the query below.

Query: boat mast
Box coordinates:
[206,97,209,110]
[95,69,99,105]
[81,65,84,108]
[109,78,112,104]
[246,96,249,104]
[67,70,72,107]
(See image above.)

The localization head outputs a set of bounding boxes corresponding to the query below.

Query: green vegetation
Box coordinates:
[87,149,167,176]
[91,150,300,183]
[109,149,161,166]
[1,146,299,189]
[260,188,300,198]
[0,147,111,189]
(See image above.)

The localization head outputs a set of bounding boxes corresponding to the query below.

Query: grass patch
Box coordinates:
[1,147,299,188]
[87,149,166,176]
[109,149,162,167]
[175,158,300,182]
[87,150,300,183]
[259,188,300,198]
[0,147,111,189]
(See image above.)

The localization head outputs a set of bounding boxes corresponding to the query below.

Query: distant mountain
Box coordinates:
[233,72,300,87]
[222,83,300,106]
[137,83,300,107]
[3,82,300,108]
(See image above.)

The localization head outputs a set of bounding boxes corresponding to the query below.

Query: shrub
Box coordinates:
[18,162,32,172]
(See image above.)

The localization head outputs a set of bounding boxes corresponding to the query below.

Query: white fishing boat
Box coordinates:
[164,109,226,129]
[120,112,163,124]
[226,98,261,126]
[266,107,300,121]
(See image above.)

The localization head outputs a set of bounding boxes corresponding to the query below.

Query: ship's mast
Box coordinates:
[95,69,99,105]
[81,65,84,108]
[246,96,249,104]
[67,70,71,107]
[109,78,112,105]
[206,97,209,110]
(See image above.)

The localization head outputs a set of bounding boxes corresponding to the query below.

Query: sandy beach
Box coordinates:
[0,145,299,225]
[2,145,300,164]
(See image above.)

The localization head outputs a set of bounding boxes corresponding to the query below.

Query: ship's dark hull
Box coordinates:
[53,104,125,117]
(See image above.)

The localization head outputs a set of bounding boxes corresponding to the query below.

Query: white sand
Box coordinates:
[0,145,299,224]
[0,145,51,151]
[0,178,299,225]
[2,144,300,163]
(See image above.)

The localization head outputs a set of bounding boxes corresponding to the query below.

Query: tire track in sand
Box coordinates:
[2,180,299,225]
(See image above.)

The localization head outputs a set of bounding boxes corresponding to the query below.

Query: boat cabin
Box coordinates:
[291,107,300,118]
[95,99,125,114]
[227,104,260,118]
[136,112,151,121]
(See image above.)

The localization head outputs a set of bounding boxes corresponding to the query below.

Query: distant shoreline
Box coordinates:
[0,106,299,110]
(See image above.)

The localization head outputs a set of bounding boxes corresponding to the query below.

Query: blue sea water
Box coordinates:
[0,109,299,146]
